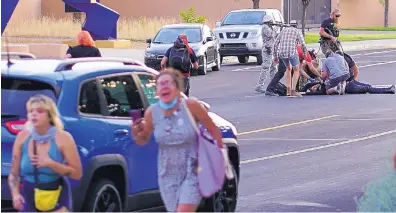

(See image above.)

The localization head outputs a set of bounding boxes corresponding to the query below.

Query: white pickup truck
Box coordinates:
[213,9,285,65]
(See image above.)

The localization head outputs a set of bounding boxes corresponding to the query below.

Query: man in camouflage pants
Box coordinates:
[255,14,278,96]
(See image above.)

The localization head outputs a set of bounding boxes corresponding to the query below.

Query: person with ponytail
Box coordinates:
[64,30,102,58]
[161,34,198,96]
[8,94,82,212]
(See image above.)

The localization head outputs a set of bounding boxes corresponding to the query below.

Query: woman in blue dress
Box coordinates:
[131,69,224,212]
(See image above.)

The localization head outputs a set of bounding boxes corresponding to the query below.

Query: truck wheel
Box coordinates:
[82,179,123,212]
[237,56,249,64]
[256,54,263,65]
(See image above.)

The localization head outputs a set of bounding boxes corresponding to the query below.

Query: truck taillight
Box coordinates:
[4,120,27,135]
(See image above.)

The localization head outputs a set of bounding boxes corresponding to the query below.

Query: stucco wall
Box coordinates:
[41,0,283,22]
[9,0,41,23]
[338,0,396,27]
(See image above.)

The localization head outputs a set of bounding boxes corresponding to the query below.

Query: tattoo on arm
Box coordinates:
[8,173,20,189]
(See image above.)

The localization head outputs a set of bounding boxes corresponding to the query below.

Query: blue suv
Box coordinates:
[1,56,240,212]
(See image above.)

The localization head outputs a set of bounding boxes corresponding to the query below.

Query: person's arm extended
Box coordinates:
[299,66,311,80]
[8,131,28,197]
[131,107,154,146]
[319,27,334,39]
[48,132,82,180]
[190,51,199,69]
[160,57,168,69]
[306,62,322,78]
[273,33,281,59]
[187,99,223,147]
[321,60,329,80]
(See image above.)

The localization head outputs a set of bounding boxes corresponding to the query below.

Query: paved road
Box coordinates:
[102,48,396,211]
[187,49,396,212]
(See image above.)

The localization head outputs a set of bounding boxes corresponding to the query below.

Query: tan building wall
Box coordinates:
[8,0,42,23]
[338,0,396,28]
[41,0,283,22]
[6,0,395,28]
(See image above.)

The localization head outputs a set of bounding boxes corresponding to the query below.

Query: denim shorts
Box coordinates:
[281,55,299,67]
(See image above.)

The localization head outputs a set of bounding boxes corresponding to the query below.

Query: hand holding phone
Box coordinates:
[130,110,142,123]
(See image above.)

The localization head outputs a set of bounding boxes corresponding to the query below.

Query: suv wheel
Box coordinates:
[83,179,123,212]
[256,54,263,65]
[212,51,221,71]
[198,56,208,75]
[201,166,238,212]
[238,56,249,64]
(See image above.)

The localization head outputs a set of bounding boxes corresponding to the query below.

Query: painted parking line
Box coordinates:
[238,115,339,136]
[231,66,261,72]
[241,128,396,164]
[350,49,396,57]
[238,138,347,141]
[359,60,396,68]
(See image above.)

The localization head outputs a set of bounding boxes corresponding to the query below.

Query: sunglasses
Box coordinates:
[156,80,176,89]
[335,14,341,18]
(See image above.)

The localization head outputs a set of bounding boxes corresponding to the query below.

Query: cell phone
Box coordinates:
[130,110,142,123]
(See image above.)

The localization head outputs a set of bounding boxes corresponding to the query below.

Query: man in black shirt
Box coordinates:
[319,9,341,55]
[160,35,198,96]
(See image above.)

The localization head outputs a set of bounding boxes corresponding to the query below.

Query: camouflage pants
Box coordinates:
[256,50,277,90]
[320,40,341,55]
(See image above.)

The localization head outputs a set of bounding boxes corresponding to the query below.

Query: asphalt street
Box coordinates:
[103,48,396,211]
[188,49,396,212]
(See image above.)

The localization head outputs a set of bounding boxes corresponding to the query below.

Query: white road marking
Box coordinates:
[350,49,396,57]
[342,118,396,121]
[359,60,396,68]
[240,129,396,164]
[239,138,346,141]
[231,66,261,72]
[238,115,339,136]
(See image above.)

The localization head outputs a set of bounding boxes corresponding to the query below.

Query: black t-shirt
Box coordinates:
[320,18,339,40]
[165,47,198,73]
[66,45,102,58]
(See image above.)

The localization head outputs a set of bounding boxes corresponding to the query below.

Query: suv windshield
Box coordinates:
[153,28,202,44]
[1,77,57,120]
[222,11,266,25]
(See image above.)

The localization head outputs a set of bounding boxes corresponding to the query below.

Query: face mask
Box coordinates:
[158,98,178,110]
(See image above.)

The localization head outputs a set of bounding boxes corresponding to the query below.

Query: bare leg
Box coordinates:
[285,65,292,96]
[177,204,198,212]
[352,65,359,80]
[291,65,302,97]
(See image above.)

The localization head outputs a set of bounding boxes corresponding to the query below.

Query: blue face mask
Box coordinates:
[158,98,178,110]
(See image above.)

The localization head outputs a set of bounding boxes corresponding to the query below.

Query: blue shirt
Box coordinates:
[322,53,349,79]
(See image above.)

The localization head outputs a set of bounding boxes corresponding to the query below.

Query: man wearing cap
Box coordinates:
[319,9,342,55]
[255,14,278,96]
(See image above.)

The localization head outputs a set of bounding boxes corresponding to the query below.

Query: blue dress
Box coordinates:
[151,100,201,211]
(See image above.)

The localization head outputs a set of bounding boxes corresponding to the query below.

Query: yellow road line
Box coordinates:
[238,115,340,136]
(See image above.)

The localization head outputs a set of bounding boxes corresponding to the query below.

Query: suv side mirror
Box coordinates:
[215,21,221,27]
[206,37,214,42]
[145,38,152,43]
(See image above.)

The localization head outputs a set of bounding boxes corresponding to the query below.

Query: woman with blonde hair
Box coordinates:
[8,94,82,212]
[64,30,102,58]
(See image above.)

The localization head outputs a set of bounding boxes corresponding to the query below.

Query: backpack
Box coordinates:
[168,47,191,72]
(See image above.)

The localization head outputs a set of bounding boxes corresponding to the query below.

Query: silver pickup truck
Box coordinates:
[213,9,285,65]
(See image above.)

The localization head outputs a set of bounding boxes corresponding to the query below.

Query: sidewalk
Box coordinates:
[100,39,396,62]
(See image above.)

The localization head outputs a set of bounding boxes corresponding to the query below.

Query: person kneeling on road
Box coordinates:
[296,46,322,91]
[321,49,350,95]
[160,34,199,97]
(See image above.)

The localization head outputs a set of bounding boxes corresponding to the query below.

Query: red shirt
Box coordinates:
[296,45,312,63]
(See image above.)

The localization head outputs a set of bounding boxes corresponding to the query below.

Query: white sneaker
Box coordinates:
[340,81,346,95]
[335,83,342,95]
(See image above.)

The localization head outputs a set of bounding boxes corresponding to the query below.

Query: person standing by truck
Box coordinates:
[255,15,278,96]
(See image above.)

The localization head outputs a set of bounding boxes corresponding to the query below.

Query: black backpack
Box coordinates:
[168,47,191,72]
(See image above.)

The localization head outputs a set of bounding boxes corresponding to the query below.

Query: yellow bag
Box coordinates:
[34,186,62,211]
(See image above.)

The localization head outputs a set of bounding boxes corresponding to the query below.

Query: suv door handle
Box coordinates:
[114,129,129,136]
